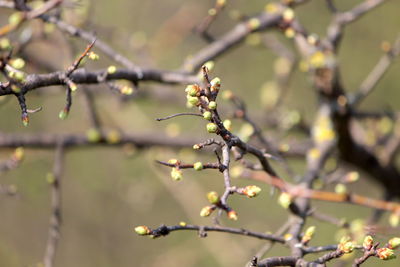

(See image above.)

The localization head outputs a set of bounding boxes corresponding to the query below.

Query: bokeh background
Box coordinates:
[0,0,400,266]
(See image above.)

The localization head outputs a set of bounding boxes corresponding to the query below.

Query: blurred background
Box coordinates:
[0,0,400,266]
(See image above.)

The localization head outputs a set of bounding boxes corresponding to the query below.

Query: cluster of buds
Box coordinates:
[184,69,227,137]
[242,185,262,198]
[361,234,400,261]
[338,236,355,254]
[301,226,316,244]
[170,167,183,181]
[185,84,201,107]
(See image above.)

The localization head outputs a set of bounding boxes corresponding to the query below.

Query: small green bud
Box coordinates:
[168,158,179,165]
[243,185,261,198]
[282,8,295,22]
[193,144,201,150]
[86,128,101,143]
[185,84,193,93]
[206,123,218,133]
[188,88,198,97]
[207,191,219,204]
[363,235,374,250]
[11,85,21,93]
[388,237,400,249]
[185,84,199,93]
[0,38,11,50]
[389,212,399,227]
[46,173,55,184]
[228,210,238,220]
[203,111,212,120]
[187,85,199,97]
[305,226,316,237]
[14,71,25,82]
[344,171,359,183]
[202,61,214,72]
[107,65,117,74]
[217,0,226,6]
[8,12,24,27]
[13,147,24,161]
[247,18,260,31]
[377,248,396,260]
[120,86,133,95]
[208,101,217,110]
[10,58,25,69]
[335,183,347,194]
[340,242,354,254]
[210,77,220,92]
[134,226,151,235]
[223,119,232,130]
[200,206,213,217]
[69,82,78,92]
[193,162,203,171]
[87,51,99,60]
[22,114,29,127]
[106,130,121,144]
[187,96,199,106]
[338,237,354,254]
[278,192,292,209]
[301,226,316,243]
[58,108,69,120]
[170,168,183,181]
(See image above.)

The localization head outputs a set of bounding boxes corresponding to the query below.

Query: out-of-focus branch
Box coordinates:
[351,34,400,106]
[183,11,283,71]
[327,0,387,48]
[1,0,143,75]
[0,68,198,96]
[43,140,64,267]
[194,0,226,43]
[0,132,200,149]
